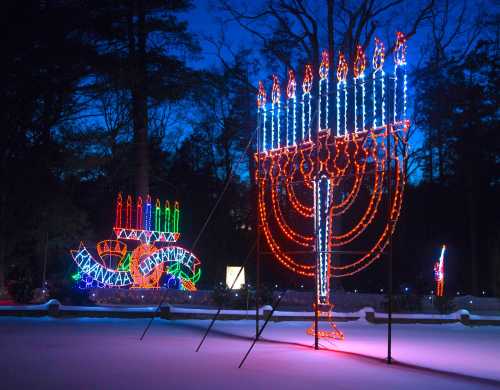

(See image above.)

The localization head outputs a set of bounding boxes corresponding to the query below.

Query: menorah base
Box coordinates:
[306,304,344,340]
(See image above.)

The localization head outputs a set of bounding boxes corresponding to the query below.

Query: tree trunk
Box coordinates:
[466,188,479,295]
[463,145,479,295]
[327,0,334,72]
[0,148,9,292]
[489,231,499,296]
[0,191,5,292]
[130,0,149,197]
[327,0,335,133]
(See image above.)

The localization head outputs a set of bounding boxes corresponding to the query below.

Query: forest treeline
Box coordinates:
[1,0,498,296]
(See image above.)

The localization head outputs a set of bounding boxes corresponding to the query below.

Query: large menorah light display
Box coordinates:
[255,33,409,339]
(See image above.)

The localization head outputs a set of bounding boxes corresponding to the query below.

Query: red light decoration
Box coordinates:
[394,31,407,65]
[257,80,267,108]
[354,45,366,79]
[116,193,123,228]
[96,240,127,268]
[373,37,385,71]
[287,69,296,99]
[336,52,348,82]
[136,196,143,229]
[302,64,313,94]
[271,75,281,104]
[319,50,329,80]
[126,195,132,229]
[256,32,410,340]
[129,243,163,288]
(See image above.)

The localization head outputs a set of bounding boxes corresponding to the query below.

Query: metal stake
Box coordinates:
[387,124,393,364]
[238,289,288,368]
[195,242,255,352]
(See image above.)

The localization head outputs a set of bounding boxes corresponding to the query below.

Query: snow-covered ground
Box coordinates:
[1,317,499,389]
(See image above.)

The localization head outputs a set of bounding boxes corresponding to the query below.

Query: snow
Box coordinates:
[170,306,265,315]
[1,317,499,389]
[372,309,469,320]
[0,303,49,311]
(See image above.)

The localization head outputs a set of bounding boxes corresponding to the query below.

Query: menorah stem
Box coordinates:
[314,175,332,306]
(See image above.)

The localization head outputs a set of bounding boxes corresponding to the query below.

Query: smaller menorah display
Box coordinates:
[113,193,180,244]
[255,32,409,339]
[70,193,201,291]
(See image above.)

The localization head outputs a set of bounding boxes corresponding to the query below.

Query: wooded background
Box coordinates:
[1,0,498,297]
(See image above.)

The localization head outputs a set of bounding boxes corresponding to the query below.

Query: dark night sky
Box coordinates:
[80,0,488,182]
[178,0,493,183]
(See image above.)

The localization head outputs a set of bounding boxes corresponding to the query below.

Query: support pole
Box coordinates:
[239,289,288,368]
[256,230,260,338]
[314,300,319,350]
[387,124,393,364]
[256,106,262,340]
[313,185,319,350]
[42,231,48,286]
[195,242,255,352]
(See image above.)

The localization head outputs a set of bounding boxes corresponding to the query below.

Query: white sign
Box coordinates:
[226,266,245,290]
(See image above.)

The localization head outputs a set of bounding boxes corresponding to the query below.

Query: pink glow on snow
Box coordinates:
[1,317,499,389]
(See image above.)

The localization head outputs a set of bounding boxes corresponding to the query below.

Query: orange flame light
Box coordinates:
[336,52,348,82]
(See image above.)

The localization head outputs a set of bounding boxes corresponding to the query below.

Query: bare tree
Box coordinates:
[218,1,435,184]
[220,0,435,68]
